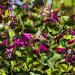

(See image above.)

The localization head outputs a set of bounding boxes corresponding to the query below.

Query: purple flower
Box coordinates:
[33,39,41,42]
[7,53,12,59]
[65,55,73,65]
[32,43,49,54]
[13,38,24,47]
[6,45,15,52]
[42,32,48,39]
[6,45,15,59]
[44,10,59,24]
[27,43,33,47]
[32,49,40,54]
[22,33,32,41]
[39,44,49,52]
[22,3,28,10]
[52,10,59,22]
[69,29,75,35]
[0,5,3,9]
[72,55,75,61]
[56,48,66,53]
[1,39,8,46]
[67,39,75,45]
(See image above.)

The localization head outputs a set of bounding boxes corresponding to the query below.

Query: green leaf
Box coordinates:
[47,27,52,33]
[0,68,7,75]
[32,13,41,21]
[11,60,16,70]
[61,16,69,22]
[73,67,75,73]
[45,68,52,75]
[22,63,28,71]
[67,65,73,72]
[52,0,62,9]
[64,0,74,7]
[14,67,20,72]
[47,53,61,69]
[49,53,61,63]
[59,63,68,72]
[2,73,6,75]
[2,59,10,67]
[59,39,66,47]
[15,51,21,57]
[9,29,15,38]
[65,35,72,39]
[30,72,35,75]
[27,57,32,63]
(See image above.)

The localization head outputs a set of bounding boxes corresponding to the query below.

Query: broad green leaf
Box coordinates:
[64,0,74,7]
[52,0,63,9]
[58,45,63,48]
[4,26,9,30]
[46,68,52,75]
[0,68,7,75]
[65,35,72,39]
[62,0,75,16]
[31,13,41,21]
[30,72,35,75]
[34,43,39,49]
[14,67,20,72]
[11,60,16,70]
[15,51,21,57]
[59,39,66,47]
[27,57,32,63]
[49,53,61,63]
[2,59,10,67]
[73,67,75,72]
[60,16,69,23]
[67,65,73,72]
[47,53,61,69]
[59,63,68,72]
[47,27,52,32]
[2,73,6,75]
[5,10,9,17]
[9,29,15,38]
[22,63,28,71]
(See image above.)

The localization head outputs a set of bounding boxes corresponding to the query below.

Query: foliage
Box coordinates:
[0,0,75,75]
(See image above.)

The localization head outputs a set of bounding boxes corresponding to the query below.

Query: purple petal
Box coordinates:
[42,32,48,39]
[39,44,49,52]
[0,5,3,8]
[14,38,24,47]
[32,49,40,54]
[69,29,75,35]
[7,53,12,59]
[6,44,15,59]
[22,3,28,9]
[7,44,15,50]
[22,33,32,41]
[56,48,66,53]
[65,55,73,64]
[67,39,75,45]
[1,39,8,46]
